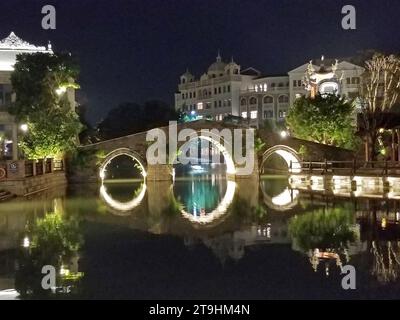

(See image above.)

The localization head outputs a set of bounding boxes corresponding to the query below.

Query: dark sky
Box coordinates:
[1,0,400,124]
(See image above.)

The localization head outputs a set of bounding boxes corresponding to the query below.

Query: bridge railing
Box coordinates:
[290,160,400,176]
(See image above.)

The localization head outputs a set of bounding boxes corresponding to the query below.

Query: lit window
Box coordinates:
[250,111,257,119]
[241,112,248,118]
[197,102,203,110]
[263,84,267,92]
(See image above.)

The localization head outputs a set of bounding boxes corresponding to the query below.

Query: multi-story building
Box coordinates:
[175,54,365,128]
[0,32,76,161]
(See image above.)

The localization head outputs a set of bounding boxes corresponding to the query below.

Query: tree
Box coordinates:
[97,100,177,140]
[359,53,400,161]
[10,52,82,159]
[286,93,358,149]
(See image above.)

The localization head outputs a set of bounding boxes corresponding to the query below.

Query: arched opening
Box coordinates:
[249,97,257,105]
[99,148,147,181]
[263,95,273,104]
[260,178,299,211]
[261,145,301,174]
[99,183,147,215]
[173,134,236,177]
[278,95,289,103]
[172,134,236,224]
[98,149,147,215]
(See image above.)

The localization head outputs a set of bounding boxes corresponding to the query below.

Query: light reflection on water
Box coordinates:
[1,174,400,299]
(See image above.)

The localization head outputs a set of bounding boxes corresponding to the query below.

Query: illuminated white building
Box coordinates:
[175,54,365,128]
[0,32,66,160]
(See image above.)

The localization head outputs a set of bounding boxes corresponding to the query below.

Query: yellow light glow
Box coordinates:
[100,184,147,214]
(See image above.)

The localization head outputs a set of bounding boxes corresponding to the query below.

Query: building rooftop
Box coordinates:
[0,32,52,71]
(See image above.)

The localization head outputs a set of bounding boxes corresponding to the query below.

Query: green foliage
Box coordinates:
[15,212,83,298]
[68,148,97,169]
[19,110,81,159]
[254,137,266,153]
[10,52,82,159]
[298,145,308,160]
[286,93,359,149]
[30,212,82,261]
[288,207,358,252]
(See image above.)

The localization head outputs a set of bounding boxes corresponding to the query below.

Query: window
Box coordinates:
[293,80,297,87]
[197,102,203,110]
[189,92,192,99]
[278,83,283,87]
[241,112,248,118]
[181,93,184,99]
[351,77,360,84]
[218,87,221,94]
[228,99,231,106]
[214,101,218,108]
[203,89,208,97]
[227,85,231,92]
[240,99,246,106]
[279,110,287,118]
[263,96,273,104]
[297,80,302,87]
[218,100,222,107]
[250,110,258,119]
[249,97,257,105]
[263,84,267,92]
[263,110,273,119]
[214,88,217,95]
[206,102,211,109]
[278,95,289,103]
[346,78,351,85]
[271,83,276,88]
[193,92,196,98]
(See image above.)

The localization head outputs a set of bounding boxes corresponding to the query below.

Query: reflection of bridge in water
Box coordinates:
[2,181,400,284]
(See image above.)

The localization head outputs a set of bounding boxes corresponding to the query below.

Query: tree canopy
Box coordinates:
[97,100,177,140]
[359,53,400,161]
[286,93,358,149]
[10,52,82,159]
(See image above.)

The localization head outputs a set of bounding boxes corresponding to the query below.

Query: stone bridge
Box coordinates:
[72,120,354,183]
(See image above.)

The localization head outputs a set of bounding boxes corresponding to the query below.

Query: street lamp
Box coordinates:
[55,86,67,96]
[20,124,28,132]
[280,130,288,138]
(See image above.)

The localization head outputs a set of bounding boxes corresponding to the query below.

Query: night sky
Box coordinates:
[1,0,400,124]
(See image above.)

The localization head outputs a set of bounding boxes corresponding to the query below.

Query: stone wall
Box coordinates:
[0,172,67,196]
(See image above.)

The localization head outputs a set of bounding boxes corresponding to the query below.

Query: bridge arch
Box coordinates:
[261,145,301,173]
[99,148,147,181]
[99,183,147,216]
[174,131,236,176]
[261,184,299,211]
